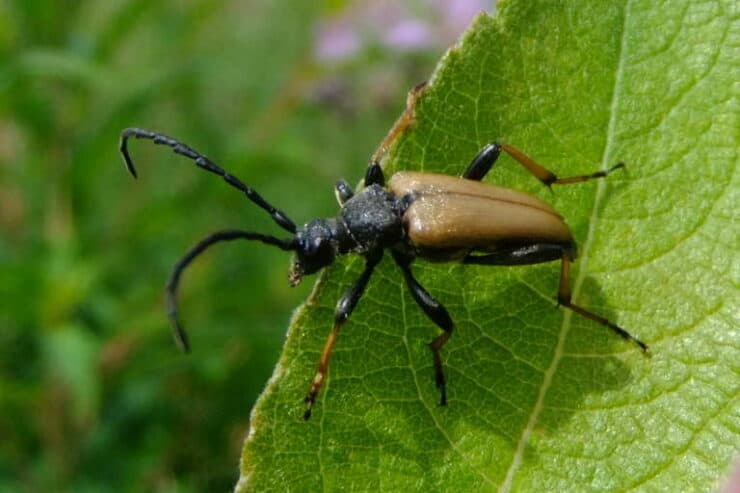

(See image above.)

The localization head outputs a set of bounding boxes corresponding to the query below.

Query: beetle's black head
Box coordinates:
[289,218,342,286]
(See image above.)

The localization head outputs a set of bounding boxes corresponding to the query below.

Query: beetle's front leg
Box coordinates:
[392,251,454,406]
[304,251,382,420]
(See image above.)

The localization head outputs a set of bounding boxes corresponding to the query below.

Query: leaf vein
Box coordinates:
[499,0,634,490]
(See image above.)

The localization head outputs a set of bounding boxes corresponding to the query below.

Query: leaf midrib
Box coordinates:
[498,1,632,490]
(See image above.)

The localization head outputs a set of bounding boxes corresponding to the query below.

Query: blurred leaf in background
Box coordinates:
[0,0,489,490]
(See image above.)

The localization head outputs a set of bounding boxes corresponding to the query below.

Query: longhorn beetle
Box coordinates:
[120,90,648,420]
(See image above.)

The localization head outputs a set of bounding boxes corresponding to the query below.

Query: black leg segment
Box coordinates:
[364,160,385,187]
[463,143,502,181]
[463,243,572,266]
[120,128,297,233]
[393,251,453,406]
[304,251,383,420]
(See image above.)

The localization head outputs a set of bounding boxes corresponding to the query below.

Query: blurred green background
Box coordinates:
[0,0,488,490]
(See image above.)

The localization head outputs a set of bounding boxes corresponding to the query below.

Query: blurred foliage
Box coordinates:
[0,0,456,490]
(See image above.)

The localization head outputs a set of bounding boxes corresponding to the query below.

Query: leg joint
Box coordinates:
[557,292,572,305]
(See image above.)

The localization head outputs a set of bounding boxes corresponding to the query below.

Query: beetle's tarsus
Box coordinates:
[636,339,650,354]
[612,321,649,354]
[610,162,626,173]
[430,340,449,406]
[429,339,448,405]
[303,394,316,420]
[623,331,650,355]
[550,161,627,185]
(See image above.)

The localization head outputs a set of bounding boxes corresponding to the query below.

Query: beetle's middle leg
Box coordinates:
[363,82,427,188]
[463,142,624,187]
[392,251,453,406]
[304,251,382,420]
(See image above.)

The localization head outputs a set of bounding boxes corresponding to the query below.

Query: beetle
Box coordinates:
[120,116,648,421]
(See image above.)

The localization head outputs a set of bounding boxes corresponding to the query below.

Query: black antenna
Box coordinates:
[119,128,297,233]
[166,229,296,352]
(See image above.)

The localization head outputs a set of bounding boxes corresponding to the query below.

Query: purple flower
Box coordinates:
[314,0,493,63]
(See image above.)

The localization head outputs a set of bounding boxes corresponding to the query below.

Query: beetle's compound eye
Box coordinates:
[295,238,335,277]
[305,237,323,256]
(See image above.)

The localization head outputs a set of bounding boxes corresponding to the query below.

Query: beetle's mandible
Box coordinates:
[120,92,648,420]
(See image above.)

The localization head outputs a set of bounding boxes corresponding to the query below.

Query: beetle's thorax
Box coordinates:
[289,184,404,285]
[339,183,405,254]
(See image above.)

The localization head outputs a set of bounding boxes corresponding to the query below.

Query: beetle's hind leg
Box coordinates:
[392,251,453,406]
[463,142,625,187]
[557,254,649,353]
[464,246,649,353]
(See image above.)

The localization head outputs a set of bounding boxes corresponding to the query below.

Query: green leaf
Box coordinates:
[237,2,739,492]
